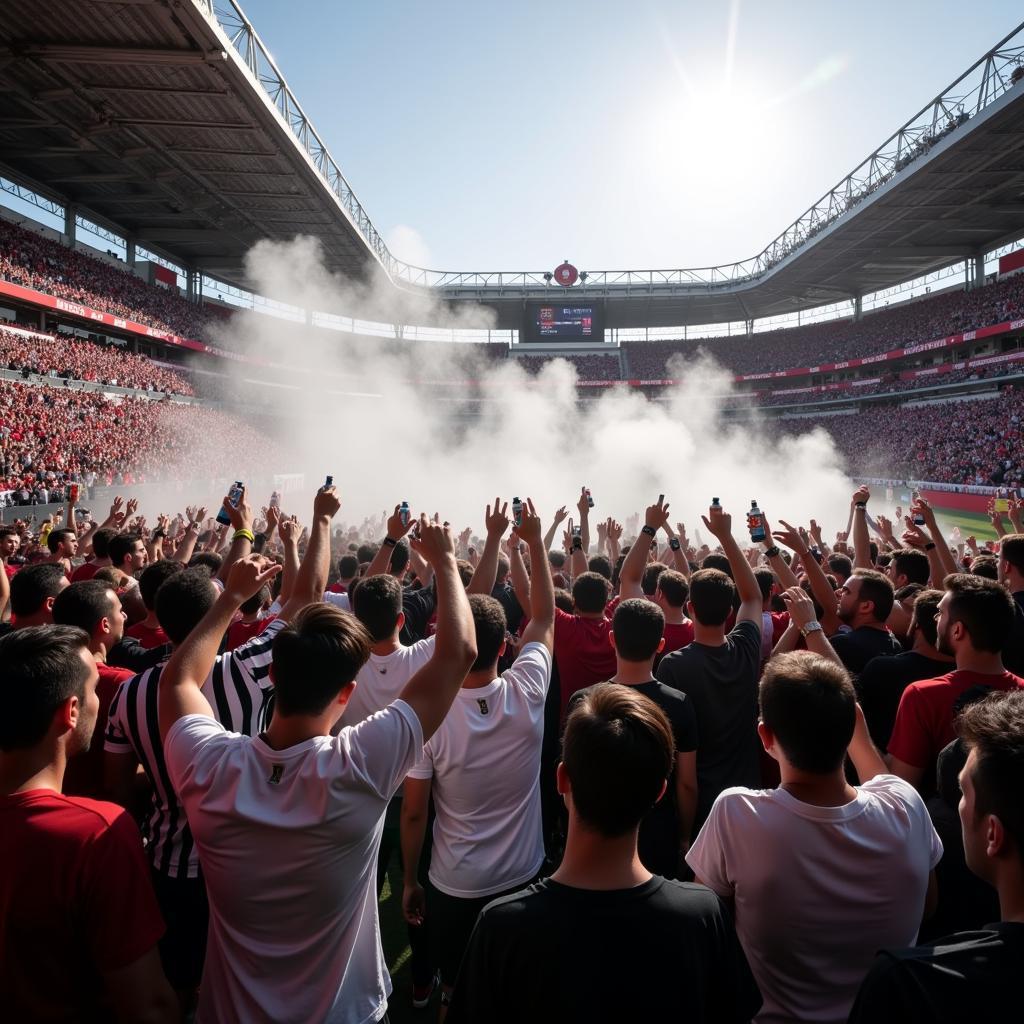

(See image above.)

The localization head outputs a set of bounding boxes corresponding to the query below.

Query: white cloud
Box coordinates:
[386,224,432,267]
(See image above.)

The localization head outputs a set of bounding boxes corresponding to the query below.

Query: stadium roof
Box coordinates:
[0,3,1023,328]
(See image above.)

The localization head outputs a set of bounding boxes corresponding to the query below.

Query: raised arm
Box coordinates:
[398,518,478,741]
[518,499,555,652]
[760,514,801,590]
[277,516,301,606]
[542,505,568,554]
[848,701,887,783]
[911,496,958,581]
[365,504,417,579]
[621,498,669,600]
[171,506,205,564]
[508,536,531,613]
[576,487,591,555]
[158,555,282,741]
[701,504,761,626]
[215,487,253,585]
[852,486,873,571]
[606,518,623,564]
[661,520,691,580]
[773,519,843,636]
[466,499,510,596]
[278,487,341,622]
[780,586,842,665]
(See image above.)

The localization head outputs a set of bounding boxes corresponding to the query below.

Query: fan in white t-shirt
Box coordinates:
[687,650,943,1024]
[401,498,555,1011]
[155,491,479,1024]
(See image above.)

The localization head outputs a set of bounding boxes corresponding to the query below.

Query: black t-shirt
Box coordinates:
[829,625,903,676]
[1004,591,1024,676]
[570,681,698,875]
[848,923,1024,1024]
[492,582,523,637]
[857,650,954,751]
[656,619,761,830]
[446,876,761,1024]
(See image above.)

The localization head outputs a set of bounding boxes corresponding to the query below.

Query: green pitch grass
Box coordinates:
[931,507,1000,543]
[378,849,421,1021]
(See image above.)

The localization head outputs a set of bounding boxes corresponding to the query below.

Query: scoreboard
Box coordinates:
[522,300,605,342]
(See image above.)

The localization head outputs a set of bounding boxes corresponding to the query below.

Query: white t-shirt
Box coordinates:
[408,642,551,898]
[686,774,943,1024]
[323,590,351,611]
[339,637,435,729]
[164,701,423,1024]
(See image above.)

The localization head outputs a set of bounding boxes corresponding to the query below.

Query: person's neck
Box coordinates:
[262,711,333,750]
[1007,575,1024,597]
[552,819,651,891]
[463,665,497,689]
[611,660,656,685]
[662,606,685,625]
[779,765,857,807]
[370,633,402,656]
[692,620,726,646]
[911,635,954,662]
[15,611,50,629]
[90,640,108,666]
[140,610,160,629]
[0,744,65,796]
[575,609,605,620]
[91,556,111,568]
[955,649,1008,675]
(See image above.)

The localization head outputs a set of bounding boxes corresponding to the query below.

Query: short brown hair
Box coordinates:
[911,588,943,648]
[688,568,735,627]
[572,572,611,614]
[943,573,1017,653]
[655,569,689,609]
[891,549,930,586]
[562,683,674,837]
[958,690,1024,864]
[1001,534,1024,576]
[851,569,895,623]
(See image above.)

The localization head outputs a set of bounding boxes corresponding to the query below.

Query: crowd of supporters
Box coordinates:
[793,385,1024,488]
[0,379,280,500]
[2,481,1022,1023]
[0,220,213,339]
[512,352,622,380]
[0,326,193,395]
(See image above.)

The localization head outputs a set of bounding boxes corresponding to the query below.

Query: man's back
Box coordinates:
[446,876,761,1024]
[687,775,943,1024]
[0,789,164,1021]
[857,650,952,751]
[408,642,551,897]
[164,700,424,1024]
[849,924,1022,1024]
[830,626,902,676]
[338,637,434,728]
[656,620,761,827]
[553,609,616,720]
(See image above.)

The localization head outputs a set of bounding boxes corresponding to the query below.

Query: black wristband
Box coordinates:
[383,536,398,547]
[925,542,936,551]
[641,525,657,537]
[765,545,780,558]
[669,537,681,551]
[855,502,867,509]
[152,530,166,540]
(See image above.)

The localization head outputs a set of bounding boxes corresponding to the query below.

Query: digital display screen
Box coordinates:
[522,301,605,342]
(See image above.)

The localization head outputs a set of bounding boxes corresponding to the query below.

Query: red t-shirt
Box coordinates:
[662,618,695,655]
[225,614,279,651]
[554,608,617,723]
[888,669,1024,770]
[0,790,165,1020]
[64,663,135,800]
[70,561,102,583]
[3,562,17,581]
[124,620,169,649]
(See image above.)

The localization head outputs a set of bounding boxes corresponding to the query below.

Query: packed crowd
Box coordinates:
[1,480,1021,1023]
[797,385,1024,487]
[513,352,623,380]
[623,273,1024,378]
[0,326,194,395]
[0,220,214,339]
[0,379,281,499]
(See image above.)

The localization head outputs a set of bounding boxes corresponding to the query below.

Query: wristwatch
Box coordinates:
[641,525,657,537]
[764,545,780,558]
[669,537,681,551]
[800,620,823,638]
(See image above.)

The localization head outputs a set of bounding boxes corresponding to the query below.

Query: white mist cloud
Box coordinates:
[386,224,433,268]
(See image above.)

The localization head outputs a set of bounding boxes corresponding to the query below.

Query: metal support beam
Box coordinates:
[853,294,863,321]
[126,239,136,266]
[12,44,228,67]
[63,203,76,246]
[973,252,986,287]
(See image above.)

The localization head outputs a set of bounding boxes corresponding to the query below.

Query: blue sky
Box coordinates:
[237,0,1021,272]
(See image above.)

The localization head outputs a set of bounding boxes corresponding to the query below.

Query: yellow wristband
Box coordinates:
[232,528,255,543]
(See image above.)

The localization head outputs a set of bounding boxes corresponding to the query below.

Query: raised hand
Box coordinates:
[223,484,253,532]
[312,485,340,521]
[278,516,300,545]
[644,495,671,532]
[607,519,623,543]
[701,502,732,541]
[265,504,281,534]
[808,519,824,546]
[781,586,817,628]
[552,505,569,526]
[126,497,139,518]
[576,487,590,518]
[901,517,930,550]
[410,515,454,565]
[517,498,543,545]
[224,554,283,604]
[386,503,416,541]
[773,519,810,554]
[852,485,870,506]
[485,498,510,538]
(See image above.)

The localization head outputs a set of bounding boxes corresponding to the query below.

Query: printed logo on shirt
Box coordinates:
[476,699,489,715]
[268,763,284,785]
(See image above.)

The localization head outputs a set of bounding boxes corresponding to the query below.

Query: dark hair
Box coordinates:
[701,553,732,578]
[688,568,735,627]
[655,569,689,609]
[891,549,930,586]
[468,594,506,672]
[548,549,566,570]
[239,586,271,616]
[553,588,574,613]
[352,574,403,643]
[356,543,378,565]
[456,559,475,588]
[759,651,856,774]
[51,580,116,635]
[0,625,92,750]
[911,588,943,648]
[337,554,359,579]
[46,528,76,555]
[271,604,372,716]
[851,569,895,623]
[944,573,1016,653]
[10,563,67,618]
[91,527,117,559]
[496,553,511,582]
[562,683,674,837]
[895,582,925,605]
[827,553,853,581]
[154,567,216,644]
[612,599,665,663]
[958,690,1024,864]
[641,562,667,598]
[572,572,611,614]
[970,556,999,580]
[1002,534,1024,577]
[588,554,612,581]
[390,538,410,576]
[753,566,775,602]
[138,559,184,611]
[188,551,223,574]
[108,532,142,569]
